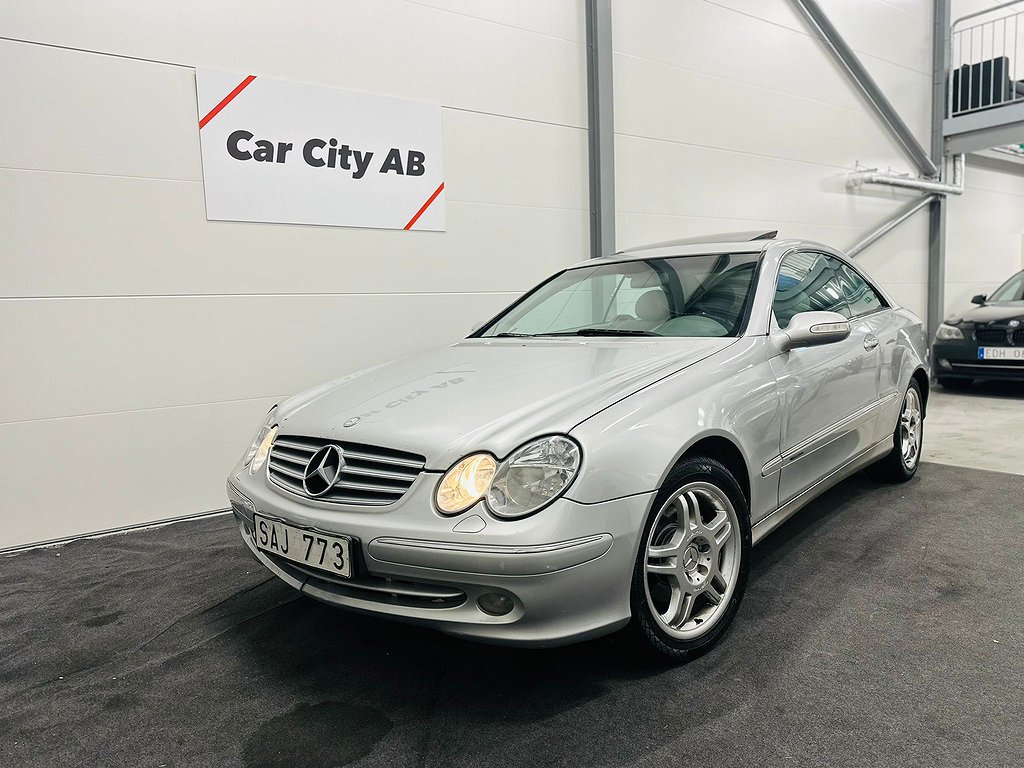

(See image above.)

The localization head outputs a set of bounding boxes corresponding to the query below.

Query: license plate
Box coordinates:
[978,346,1024,360]
[253,515,352,578]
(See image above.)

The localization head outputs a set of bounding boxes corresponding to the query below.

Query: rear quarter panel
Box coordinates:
[876,308,930,435]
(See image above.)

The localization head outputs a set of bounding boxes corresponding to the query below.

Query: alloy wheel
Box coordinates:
[899,388,923,470]
[643,482,741,641]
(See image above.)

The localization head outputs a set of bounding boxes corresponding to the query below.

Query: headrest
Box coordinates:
[635,290,670,322]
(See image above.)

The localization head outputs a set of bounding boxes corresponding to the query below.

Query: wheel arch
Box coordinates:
[669,434,751,506]
[911,366,930,416]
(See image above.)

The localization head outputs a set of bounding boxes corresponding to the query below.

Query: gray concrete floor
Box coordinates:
[926,380,1024,476]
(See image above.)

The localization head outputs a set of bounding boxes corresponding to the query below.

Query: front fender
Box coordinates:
[566,338,782,524]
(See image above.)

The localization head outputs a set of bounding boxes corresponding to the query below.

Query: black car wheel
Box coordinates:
[866,380,924,483]
[631,457,751,660]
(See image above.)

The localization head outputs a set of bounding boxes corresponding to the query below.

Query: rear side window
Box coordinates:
[830,259,887,318]
[773,252,850,328]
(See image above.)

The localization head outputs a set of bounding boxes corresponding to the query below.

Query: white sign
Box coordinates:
[195,69,445,231]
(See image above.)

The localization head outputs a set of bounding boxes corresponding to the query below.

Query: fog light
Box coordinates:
[477,592,515,616]
[938,358,952,370]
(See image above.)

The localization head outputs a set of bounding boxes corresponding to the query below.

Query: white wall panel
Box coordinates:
[0,397,278,548]
[612,0,931,142]
[1,169,587,299]
[615,134,912,225]
[409,0,584,42]
[0,292,517,425]
[0,0,586,128]
[0,39,201,180]
[709,0,933,75]
[613,53,913,169]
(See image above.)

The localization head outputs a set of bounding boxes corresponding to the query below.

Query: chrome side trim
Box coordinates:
[752,436,892,545]
[760,391,899,477]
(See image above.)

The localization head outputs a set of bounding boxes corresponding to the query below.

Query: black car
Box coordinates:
[932,269,1024,388]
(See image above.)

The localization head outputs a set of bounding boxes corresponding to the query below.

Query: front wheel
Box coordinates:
[866,380,924,482]
[630,457,751,660]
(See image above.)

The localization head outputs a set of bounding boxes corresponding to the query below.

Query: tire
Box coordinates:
[937,376,972,391]
[630,456,751,660]
[865,379,924,483]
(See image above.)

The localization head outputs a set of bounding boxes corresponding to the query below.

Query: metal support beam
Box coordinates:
[585,0,615,259]
[846,195,938,259]
[929,0,952,339]
[791,0,939,177]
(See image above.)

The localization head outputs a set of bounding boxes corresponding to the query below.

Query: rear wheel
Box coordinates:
[630,457,750,660]
[866,380,924,482]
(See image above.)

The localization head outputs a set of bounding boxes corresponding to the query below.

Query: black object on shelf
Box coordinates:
[950,56,1016,114]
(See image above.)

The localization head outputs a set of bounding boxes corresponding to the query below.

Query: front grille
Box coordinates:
[1015,329,1024,346]
[268,435,426,506]
[975,328,1014,346]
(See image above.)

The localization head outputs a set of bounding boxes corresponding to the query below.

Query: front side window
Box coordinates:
[773,252,850,328]
[480,253,762,338]
[989,271,1024,303]
[830,259,887,318]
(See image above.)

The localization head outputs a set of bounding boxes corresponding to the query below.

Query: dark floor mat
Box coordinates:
[0,462,1021,768]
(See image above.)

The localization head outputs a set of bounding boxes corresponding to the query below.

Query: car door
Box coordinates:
[829,258,902,442]
[769,251,882,505]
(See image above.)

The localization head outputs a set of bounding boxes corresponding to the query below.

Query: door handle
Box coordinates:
[863,335,879,350]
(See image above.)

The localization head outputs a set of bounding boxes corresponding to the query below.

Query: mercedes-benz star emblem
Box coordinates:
[343,417,360,428]
[302,445,346,497]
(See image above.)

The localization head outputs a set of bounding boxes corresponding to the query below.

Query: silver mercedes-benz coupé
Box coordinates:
[226,231,929,658]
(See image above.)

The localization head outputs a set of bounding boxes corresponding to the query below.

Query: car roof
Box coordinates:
[565,230,789,270]
[616,230,779,254]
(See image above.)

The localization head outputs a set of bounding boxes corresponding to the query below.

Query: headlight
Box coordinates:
[243,407,278,474]
[435,436,582,519]
[935,323,964,341]
[249,425,278,475]
[436,454,497,514]
[487,436,581,519]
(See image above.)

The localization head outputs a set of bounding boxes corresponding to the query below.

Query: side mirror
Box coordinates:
[971,294,987,305]
[771,311,851,354]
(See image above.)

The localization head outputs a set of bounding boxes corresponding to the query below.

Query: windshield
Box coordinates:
[988,271,1024,303]
[480,253,762,338]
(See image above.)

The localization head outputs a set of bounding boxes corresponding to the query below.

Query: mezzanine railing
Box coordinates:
[949,1,1024,118]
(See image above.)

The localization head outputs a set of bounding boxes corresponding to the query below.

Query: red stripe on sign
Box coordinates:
[404,182,445,230]
[199,75,256,129]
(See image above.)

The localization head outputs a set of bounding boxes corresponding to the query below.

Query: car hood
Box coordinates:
[277,337,736,468]
[948,302,1024,325]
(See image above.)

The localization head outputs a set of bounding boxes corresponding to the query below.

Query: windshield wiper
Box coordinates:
[565,328,662,337]
[491,332,535,338]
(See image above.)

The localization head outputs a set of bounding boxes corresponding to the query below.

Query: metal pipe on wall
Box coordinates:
[847,154,965,196]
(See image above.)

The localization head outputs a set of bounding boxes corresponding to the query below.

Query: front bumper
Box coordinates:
[933,340,1024,381]
[227,471,653,647]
